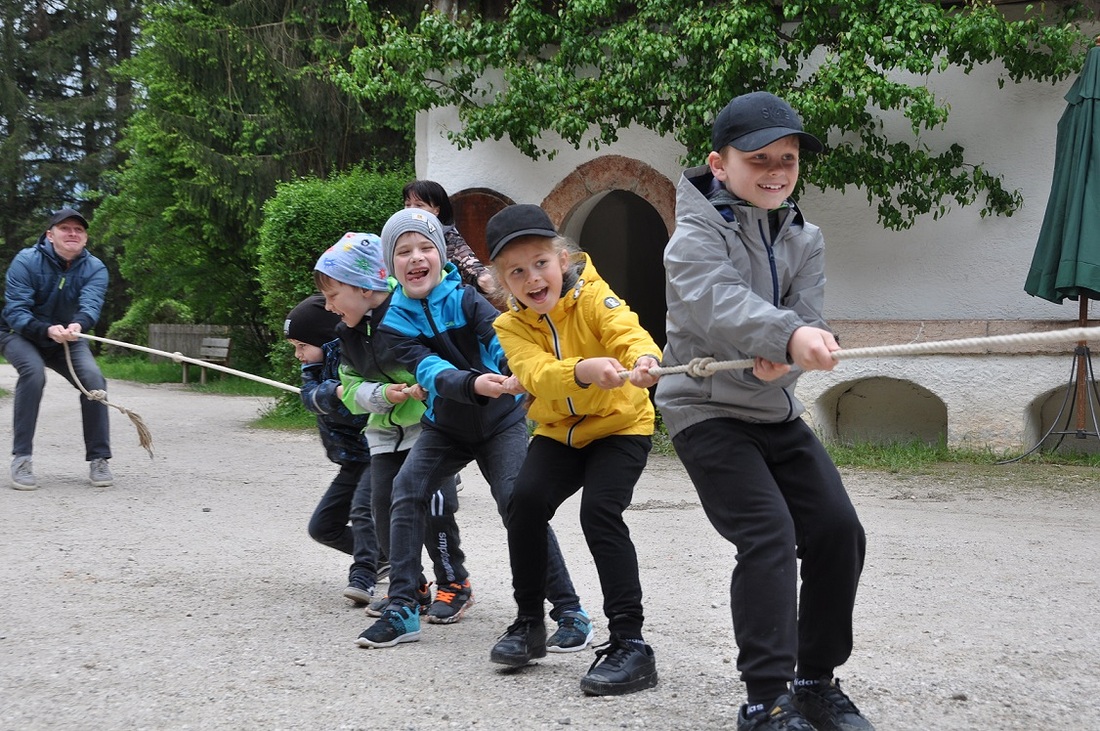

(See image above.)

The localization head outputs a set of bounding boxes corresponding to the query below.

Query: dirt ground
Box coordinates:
[1,364,1098,731]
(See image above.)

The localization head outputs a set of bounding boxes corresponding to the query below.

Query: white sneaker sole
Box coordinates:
[546,626,595,653]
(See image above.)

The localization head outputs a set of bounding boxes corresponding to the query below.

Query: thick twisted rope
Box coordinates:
[75,333,300,394]
[63,340,155,458]
[625,326,1100,378]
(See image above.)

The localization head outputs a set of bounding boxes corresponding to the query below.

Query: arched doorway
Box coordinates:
[450,188,515,263]
[569,190,668,348]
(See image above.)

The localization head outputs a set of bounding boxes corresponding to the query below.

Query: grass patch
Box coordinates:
[255,397,315,430]
[825,439,1100,471]
[99,355,292,397]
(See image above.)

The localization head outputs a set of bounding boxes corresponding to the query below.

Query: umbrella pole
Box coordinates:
[1075,297,1089,432]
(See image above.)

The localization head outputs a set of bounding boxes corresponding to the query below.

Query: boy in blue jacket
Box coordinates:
[285,294,382,605]
[356,209,587,651]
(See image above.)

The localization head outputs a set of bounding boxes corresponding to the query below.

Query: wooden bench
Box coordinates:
[182,337,232,385]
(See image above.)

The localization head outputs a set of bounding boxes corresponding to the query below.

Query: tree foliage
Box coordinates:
[343,0,1093,229]
[96,0,418,364]
[0,0,138,325]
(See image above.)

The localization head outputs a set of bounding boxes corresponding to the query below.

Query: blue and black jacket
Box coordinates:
[376,264,525,443]
[299,339,370,466]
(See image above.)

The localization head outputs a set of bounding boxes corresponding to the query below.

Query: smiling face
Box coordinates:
[493,237,569,315]
[318,280,388,327]
[391,231,442,300]
[46,218,89,262]
[708,134,801,210]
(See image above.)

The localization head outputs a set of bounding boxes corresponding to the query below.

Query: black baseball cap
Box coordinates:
[711,92,823,153]
[47,207,89,229]
[485,204,558,260]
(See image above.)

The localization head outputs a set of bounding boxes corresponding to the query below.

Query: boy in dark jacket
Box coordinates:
[285,294,382,605]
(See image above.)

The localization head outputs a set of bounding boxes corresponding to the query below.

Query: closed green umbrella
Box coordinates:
[1025,41,1100,305]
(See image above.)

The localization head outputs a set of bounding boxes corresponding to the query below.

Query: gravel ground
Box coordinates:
[1,364,1097,730]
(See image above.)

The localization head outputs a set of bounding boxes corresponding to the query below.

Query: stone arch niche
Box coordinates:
[1026,384,1100,455]
[541,156,676,348]
[816,377,948,446]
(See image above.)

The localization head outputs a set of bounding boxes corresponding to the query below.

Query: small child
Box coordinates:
[356,208,588,650]
[310,232,470,626]
[485,204,661,696]
[284,294,381,605]
[655,91,874,730]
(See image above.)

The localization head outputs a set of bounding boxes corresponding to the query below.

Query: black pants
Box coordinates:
[507,434,650,636]
[673,418,866,702]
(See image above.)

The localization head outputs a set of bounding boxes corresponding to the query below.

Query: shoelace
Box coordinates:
[500,617,538,639]
[809,681,861,715]
[434,582,465,604]
[586,638,634,673]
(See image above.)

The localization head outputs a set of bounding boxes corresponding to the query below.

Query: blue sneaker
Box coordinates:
[547,608,594,653]
[355,604,420,648]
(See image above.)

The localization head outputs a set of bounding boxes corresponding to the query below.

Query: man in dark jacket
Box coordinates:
[0,207,112,490]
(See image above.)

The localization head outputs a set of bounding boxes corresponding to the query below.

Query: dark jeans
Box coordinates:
[509,434,651,637]
[370,449,465,587]
[0,333,110,460]
[673,417,866,702]
[307,460,380,582]
[387,421,580,616]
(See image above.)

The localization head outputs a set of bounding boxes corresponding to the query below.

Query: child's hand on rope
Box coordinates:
[787,326,840,372]
[752,356,791,381]
[575,357,629,390]
[499,375,526,395]
[629,356,661,389]
[474,373,521,398]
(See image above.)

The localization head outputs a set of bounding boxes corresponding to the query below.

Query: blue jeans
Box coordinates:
[387,421,580,616]
[370,450,465,586]
[307,460,380,582]
[0,333,110,460]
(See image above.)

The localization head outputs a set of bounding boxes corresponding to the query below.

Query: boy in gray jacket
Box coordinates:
[655,92,874,731]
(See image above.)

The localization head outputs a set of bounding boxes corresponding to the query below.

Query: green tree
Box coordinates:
[343,0,1092,230]
[0,0,138,326]
[97,0,418,366]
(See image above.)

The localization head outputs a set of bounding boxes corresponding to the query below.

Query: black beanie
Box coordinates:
[284,293,341,348]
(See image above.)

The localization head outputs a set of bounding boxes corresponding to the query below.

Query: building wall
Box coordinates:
[414,41,1100,450]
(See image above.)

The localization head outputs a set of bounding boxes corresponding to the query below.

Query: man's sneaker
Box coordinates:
[579,635,658,696]
[355,604,421,648]
[11,456,36,491]
[426,579,474,624]
[376,561,391,583]
[792,678,875,731]
[365,582,432,617]
[490,616,547,667]
[547,608,594,653]
[738,694,816,731]
[89,458,113,487]
[343,575,376,605]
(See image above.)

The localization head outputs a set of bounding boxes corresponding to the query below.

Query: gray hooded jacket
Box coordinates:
[654,164,830,438]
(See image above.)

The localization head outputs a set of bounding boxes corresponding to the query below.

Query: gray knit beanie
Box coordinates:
[380,208,448,274]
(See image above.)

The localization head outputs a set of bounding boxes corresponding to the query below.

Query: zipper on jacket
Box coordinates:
[756,218,780,307]
[543,315,578,418]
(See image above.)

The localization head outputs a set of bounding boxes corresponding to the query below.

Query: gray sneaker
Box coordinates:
[11,455,37,490]
[89,458,114,487]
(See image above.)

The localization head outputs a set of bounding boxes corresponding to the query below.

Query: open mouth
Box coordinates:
[759,183,784,191]
[527,286,549,304]
[406,266,430,283]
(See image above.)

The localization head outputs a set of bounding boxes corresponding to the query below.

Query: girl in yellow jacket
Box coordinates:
[485,204,662,698]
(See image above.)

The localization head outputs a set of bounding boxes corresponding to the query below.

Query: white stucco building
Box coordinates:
[415,26,1100,452]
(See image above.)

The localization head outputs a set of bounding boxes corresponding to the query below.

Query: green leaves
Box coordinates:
[342,0,1089,230]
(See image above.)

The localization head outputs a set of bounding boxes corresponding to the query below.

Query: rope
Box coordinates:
[64,340,155,459]
[75,333,300,394]
[622,325,1100,378]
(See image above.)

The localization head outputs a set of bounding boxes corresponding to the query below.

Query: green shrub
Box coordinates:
[103,297,194,354]
[257,164,411,385]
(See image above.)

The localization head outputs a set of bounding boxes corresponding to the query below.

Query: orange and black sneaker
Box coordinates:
[425,579,474,624]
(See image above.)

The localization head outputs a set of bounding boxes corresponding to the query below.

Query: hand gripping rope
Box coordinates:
[618,326,1100,379]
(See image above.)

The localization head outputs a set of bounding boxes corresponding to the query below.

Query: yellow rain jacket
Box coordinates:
[493,255,661,448]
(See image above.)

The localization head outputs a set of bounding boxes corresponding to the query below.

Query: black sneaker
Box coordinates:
[342,575,376,605]
[490,616,547,667]
[355,604,421,648]
[579,635,658,696]
[426,579,474,624]
[792,678,875,731]
[376,561,391,583]
[737,694,816,731]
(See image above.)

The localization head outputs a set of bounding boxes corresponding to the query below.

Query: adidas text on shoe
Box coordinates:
[490,616,547,667]
[792,678,875,731]
[343,576,376,605]
[737,694,816,731]
[355,604,421,648]
[547,609,594,653]
[579,635,658,696]
[11,455,36,490]
[89,458,113,487]
[426,579,474,624]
